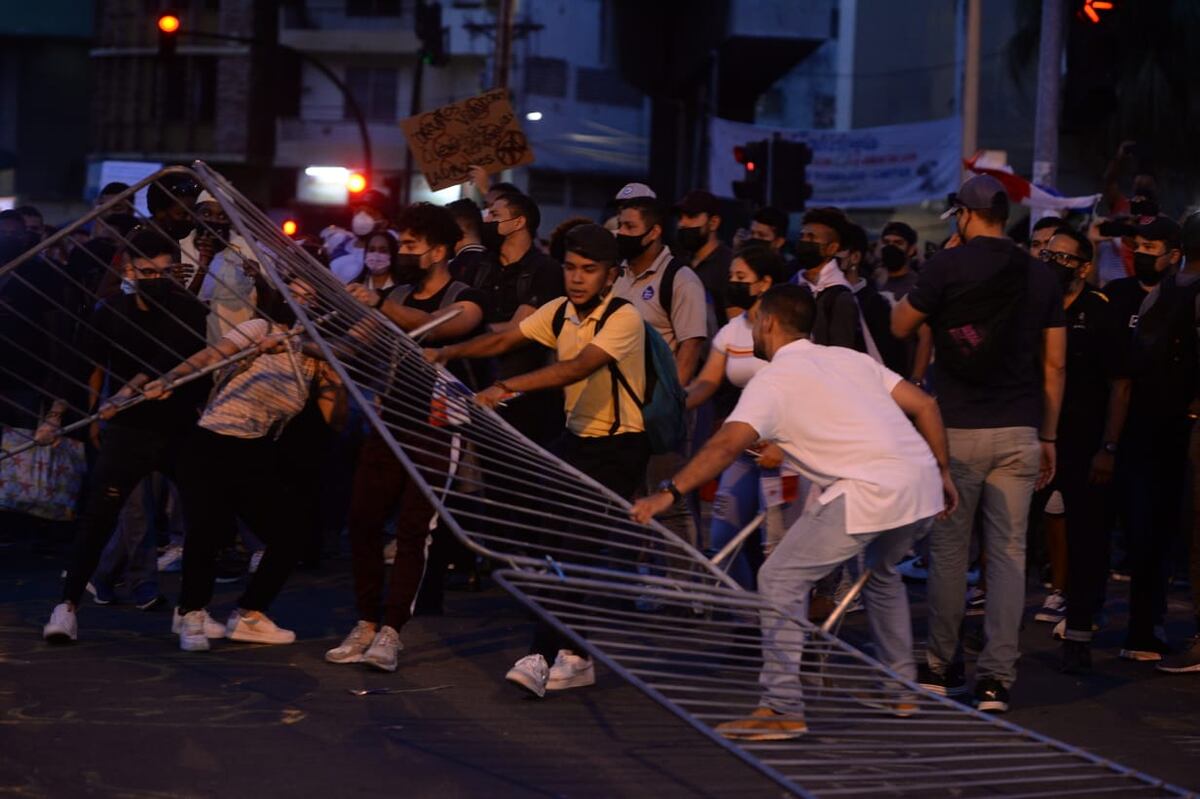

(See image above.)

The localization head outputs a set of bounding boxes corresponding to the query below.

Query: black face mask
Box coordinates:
[726,280,755,310]
[136,277,177,305]
[481,220,503,251]
[160,218,195,241]
[676,225,707,254]
[1134,252,1166,286]
[880,244,907,273]
[1052,263,1078,292]
[394,253,424,285]
[616,232,650,263]
[794,240,826,272]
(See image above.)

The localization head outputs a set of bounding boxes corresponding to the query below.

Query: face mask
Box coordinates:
[352,211,379,237]
[880,244,907,273]
[1134,251,1166,286]
[120,277,137,295]
[1052,263,1078,292]
[364,251,392,275]
[676,225,707,253]
[161,218,194,241]
[726,280,755,310]
[616,232,650,262]
[794,240,826,272]
[137,277,175,304]
[394,252,426,284]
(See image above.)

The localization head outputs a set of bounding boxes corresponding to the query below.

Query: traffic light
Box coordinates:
[346,171,368,194]
[157,12,180,58]
[282,219,299,237]
[1078,0,1115,24]
[771,139,814,213]
[732,140,768,205]
[416,1,448,66]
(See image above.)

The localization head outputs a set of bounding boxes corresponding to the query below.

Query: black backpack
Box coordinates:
[930,248,1029,384]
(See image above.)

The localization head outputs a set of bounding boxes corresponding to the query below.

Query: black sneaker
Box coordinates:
[1061,640,1092,675]
[917,662,967,697]
[1119,634,1171,662]
[973,677,1009,713]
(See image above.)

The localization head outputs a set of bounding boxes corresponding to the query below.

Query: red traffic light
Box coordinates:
[157,14,181,34]
[282,219,298,237]
[346,172,367,194]
[746,161,757,172]
[1079,0,1114,24]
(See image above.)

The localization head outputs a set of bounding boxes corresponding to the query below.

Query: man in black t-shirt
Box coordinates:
[333,203,486,673]
[470,192,565,445]
[446,198,492,287]
[1033,231,1131,674]
[892,175,1066,712]
[675,190,733,325]
[42,230,209,643]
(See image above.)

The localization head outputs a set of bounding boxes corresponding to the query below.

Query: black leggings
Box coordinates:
[177,428,303,614]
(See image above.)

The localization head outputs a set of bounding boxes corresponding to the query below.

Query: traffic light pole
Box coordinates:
[172,29,373,180]
[1032,0,1065,194]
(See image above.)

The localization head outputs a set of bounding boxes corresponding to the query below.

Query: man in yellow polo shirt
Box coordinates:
[425,223,649,697]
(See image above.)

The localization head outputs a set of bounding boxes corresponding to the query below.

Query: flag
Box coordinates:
[964,155,1099,213]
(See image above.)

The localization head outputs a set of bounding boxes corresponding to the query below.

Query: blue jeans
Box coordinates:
[757,495,931,714]
[926,427,1040,687]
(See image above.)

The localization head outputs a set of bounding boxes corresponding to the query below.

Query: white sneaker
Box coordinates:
[179,610,212,652]
[1034,590,1067,623]
[505,654,549,698]
[226,610,296,645]
[383,539,397,566]
[43,602,77,643]
[172,608,226,639]
[157,544,183,573]
[363,625,403,672]
[248,550,265,574]
[547,649,595,691]
[325,620,377,664]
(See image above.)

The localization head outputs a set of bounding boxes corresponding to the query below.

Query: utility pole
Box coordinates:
[960,0,981,180]
[1032,0,1065,192]
[493,0,515,90]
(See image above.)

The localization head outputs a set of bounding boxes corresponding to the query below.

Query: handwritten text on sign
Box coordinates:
[400,89,535,192]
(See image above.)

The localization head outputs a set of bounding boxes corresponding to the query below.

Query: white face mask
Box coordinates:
[351,211,378,237]
[364,251,392,275]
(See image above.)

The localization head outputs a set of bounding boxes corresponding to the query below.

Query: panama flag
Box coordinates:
[964,153,1100,213]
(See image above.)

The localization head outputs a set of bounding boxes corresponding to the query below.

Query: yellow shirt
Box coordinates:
[519,294,646,437]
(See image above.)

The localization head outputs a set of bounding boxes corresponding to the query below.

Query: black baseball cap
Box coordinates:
[1133,214,1182,245]
[564,223,619,265]
[675,190,721,217]
[941,175,1010,220]
[881,221,917,245]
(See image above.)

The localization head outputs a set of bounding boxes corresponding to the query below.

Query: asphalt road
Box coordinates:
[2,515,1197,798]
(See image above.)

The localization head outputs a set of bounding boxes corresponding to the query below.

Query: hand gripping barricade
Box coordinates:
[0,163,1191,799]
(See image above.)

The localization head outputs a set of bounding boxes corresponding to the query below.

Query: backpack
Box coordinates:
[552,297,686,454]
[391,280,484,391]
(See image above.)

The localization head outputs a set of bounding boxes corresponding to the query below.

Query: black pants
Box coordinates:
[1054,444,1115,639]
[177,428,303,613]
[63,423,186,606]
[1124,419,1192,641]
[529,431,650,661]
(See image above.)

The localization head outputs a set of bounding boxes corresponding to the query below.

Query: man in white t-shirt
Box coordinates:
[632,284,957,740]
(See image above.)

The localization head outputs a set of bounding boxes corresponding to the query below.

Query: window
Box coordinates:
[524,57,568,98]
[575,67,643,108]
[346,0,403,16]
[345,67,398,121]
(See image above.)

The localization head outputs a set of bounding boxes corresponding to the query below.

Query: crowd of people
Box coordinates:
[2,154,1199,736]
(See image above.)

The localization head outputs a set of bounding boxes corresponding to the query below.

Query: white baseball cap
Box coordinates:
[615,182,656,201]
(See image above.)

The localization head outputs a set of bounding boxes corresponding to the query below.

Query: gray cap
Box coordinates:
[615,182,656,201]
[940,174,1010,220]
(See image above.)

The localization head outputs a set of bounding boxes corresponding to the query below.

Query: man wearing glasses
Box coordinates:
[1035,230,1131,674]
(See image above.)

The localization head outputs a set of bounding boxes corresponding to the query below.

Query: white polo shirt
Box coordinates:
[726,338,942,534]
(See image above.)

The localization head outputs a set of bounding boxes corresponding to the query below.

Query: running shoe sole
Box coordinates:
[976,699,1009,713]
[1119,648,1164,662]
[547,667,595,691]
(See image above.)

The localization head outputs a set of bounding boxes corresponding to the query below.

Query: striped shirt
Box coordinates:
[198,319,318,439]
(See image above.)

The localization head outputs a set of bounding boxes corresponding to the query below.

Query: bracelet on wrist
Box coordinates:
[1039,436,1056,444]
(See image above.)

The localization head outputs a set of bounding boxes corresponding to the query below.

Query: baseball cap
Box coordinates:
[1133,214,1182,244]
[675,189,721,217]
[881,221,917,245]
[564,223,620,264]
[940,175,1010,220]
[615,182,657,201]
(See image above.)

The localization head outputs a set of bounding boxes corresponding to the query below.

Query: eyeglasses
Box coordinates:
[1039,249,1087,267]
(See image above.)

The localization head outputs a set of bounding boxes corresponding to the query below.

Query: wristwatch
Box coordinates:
[1102,441,1118,455]
[656,479,683,503]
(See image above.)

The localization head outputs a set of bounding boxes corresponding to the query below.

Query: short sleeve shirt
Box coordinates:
[611,246,707,351]
[712,313,767,388]
[1059,289,1129,446]
[906,236,1066,429]
[519,295,646,438]
[476,247,565,379]
[726,339,942,534]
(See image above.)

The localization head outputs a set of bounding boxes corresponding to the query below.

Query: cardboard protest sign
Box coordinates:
[400,89,535,192]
